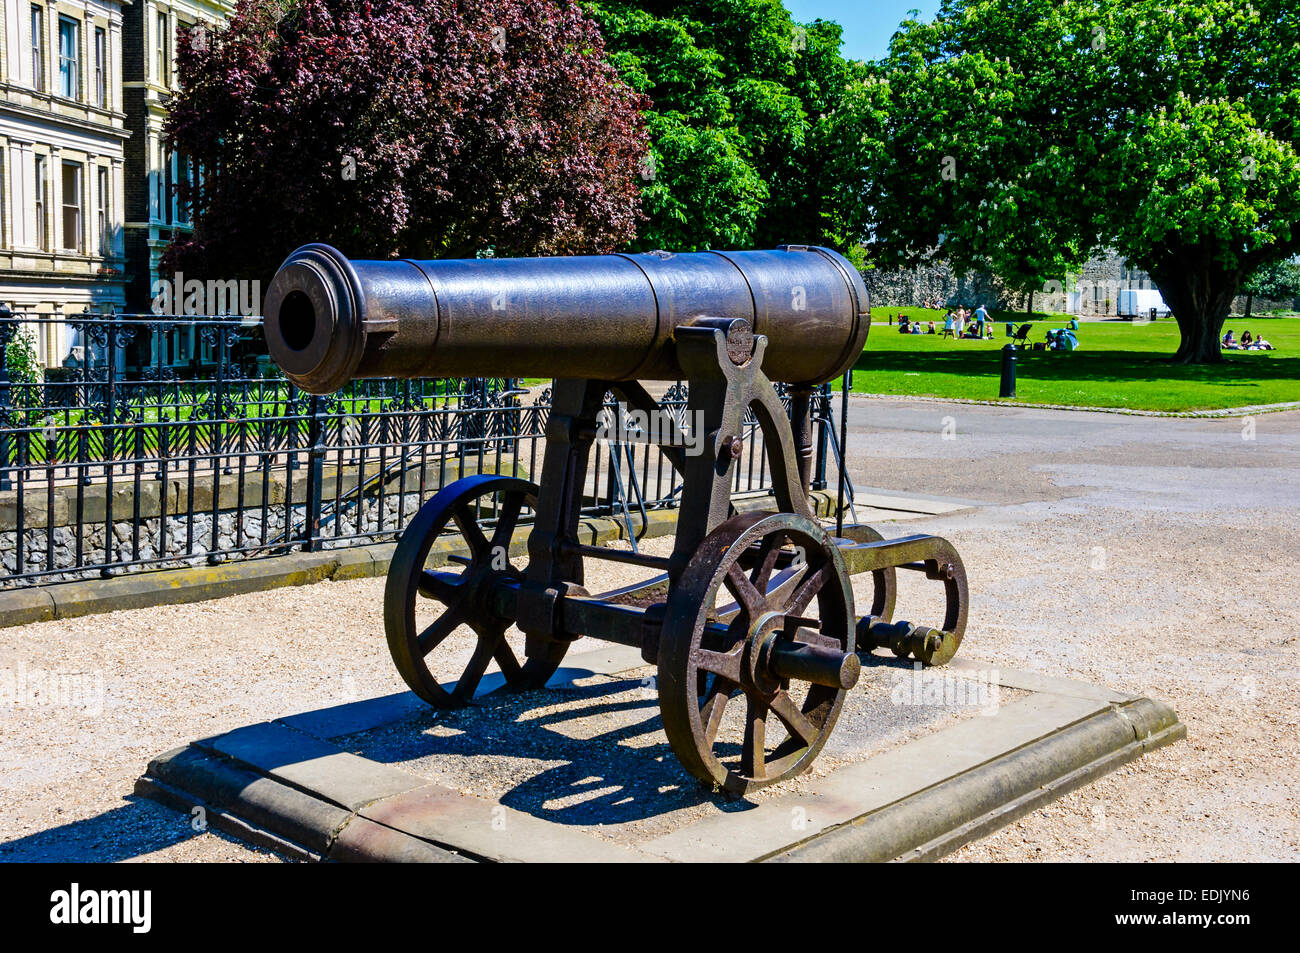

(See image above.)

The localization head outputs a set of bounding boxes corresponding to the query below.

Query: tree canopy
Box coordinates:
[585,0,866,253]
[1243,259,1300,303]
[165,0,649,281]
[852,0,1300,362]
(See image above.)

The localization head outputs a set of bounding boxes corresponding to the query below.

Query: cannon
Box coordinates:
[265,243,969,794]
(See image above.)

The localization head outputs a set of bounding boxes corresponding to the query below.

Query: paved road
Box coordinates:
[846,398,1300,507]
[842,398,1300,860]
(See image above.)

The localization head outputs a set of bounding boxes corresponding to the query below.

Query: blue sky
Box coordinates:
[782,1,943,62]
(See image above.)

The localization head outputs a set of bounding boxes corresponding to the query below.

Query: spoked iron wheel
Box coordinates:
[384,474,566,707]
[658,511,858,795]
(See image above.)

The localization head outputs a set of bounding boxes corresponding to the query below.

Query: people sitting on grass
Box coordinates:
[899,316,912,334]
[1043,328,1080,351]
[927,320,937,334]
[910,319,923,334]
[1222,329,1277,351]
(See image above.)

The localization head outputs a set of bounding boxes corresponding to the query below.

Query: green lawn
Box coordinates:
[851,309,1300,412]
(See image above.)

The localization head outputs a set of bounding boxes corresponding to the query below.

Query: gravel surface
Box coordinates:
[1,400,1295,862]
[847,400,1300,861]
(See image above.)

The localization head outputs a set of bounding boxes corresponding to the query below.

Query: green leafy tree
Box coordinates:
[587,1,865,251]
[2,325,42,385]
[853,0,1300,362]
[1241,259,1300,318]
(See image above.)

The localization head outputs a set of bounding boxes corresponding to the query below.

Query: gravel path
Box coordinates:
[1,400,1295,861]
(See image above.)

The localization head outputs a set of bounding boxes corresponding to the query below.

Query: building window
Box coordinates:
[31,6,45,92]
[94,27,107,107]
[98,166,110,255]
[165,151,175,224]
[176,155,191,225]
[61,161,82,253]
[35,155,48,250]
[156,145,166,223]
[156,12,170,86]
[58,16,79,99]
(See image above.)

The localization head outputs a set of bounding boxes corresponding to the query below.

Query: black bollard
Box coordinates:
[999,344,1017,398]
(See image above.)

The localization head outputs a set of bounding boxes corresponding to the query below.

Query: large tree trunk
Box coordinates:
[1149,256,1243,364]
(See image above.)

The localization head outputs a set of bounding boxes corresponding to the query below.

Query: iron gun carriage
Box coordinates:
[265,243,969,794]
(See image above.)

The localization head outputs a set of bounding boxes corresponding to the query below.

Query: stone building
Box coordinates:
[863,249,1170,315]
[863,250,1298,318]
[0,0,234,370]
[0,0,129,364]
[121,0,228,322]
[860,260,1014,313]
[862,251,1163,316]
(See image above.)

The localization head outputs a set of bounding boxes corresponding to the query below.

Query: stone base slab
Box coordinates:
[136,645,1183,863]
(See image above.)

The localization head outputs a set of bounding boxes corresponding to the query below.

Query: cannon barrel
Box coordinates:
[263,244,869,393]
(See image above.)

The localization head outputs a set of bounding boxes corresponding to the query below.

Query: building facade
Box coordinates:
[0,0,129,365]
[0,0,233,369]
[121,0,227,318]
[863,252,1166,317]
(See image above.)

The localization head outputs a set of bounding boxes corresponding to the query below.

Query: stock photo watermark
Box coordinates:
[890,662,1002,715]
[150,273,261,318]
[595,402,707,457]
[0,661,105,716]
[49,883,151,933]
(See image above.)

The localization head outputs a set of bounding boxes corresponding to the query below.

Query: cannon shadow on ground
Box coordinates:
[336,671,760,827]
[339,652,927,829]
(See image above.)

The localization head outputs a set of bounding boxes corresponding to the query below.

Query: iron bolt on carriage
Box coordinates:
[265,244,969,794]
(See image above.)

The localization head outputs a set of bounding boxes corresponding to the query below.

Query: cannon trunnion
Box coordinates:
[265,244,969,795]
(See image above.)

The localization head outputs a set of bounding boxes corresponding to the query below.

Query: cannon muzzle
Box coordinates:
[264,244,869,393]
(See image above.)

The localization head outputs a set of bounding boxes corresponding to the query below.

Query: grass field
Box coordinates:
[852,309,1300,412]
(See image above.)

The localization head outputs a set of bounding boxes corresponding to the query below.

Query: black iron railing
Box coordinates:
[0,311,842,588]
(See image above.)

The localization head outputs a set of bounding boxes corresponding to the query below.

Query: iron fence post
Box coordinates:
[304,393,326,552]
[206,319,233,474]
[104,317,118,448]
[286,382,300,472]
[0,305,13,491]
[813,381,831,491]
[788,384,814,492]
[837,370,851,537]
